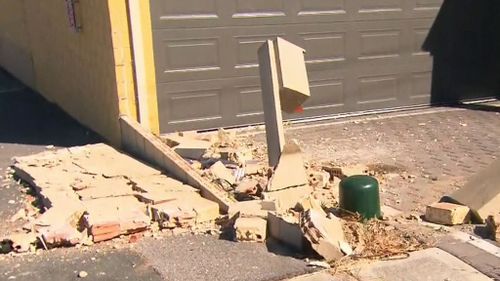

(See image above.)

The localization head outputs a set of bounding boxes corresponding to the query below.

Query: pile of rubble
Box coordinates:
[1,128,435,264]
[1,143,219,253]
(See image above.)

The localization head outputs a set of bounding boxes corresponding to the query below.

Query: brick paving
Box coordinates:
[250,105,500,212]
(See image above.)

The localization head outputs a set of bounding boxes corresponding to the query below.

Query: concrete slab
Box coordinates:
[438,238,500,280]
[268,142,308,192]
[442,158,500,222]
[352,248,492,281]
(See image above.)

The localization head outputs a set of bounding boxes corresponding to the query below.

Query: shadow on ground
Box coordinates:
[0,68,101,147]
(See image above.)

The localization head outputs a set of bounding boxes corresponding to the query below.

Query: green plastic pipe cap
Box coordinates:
[339,175,381,220]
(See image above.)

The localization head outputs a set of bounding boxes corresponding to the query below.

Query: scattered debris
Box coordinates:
[263,185,313,211]
[209,161,236,186]
[342,219,430,261]
[3,113,448,270]
[485,215,499,241]
[301,208,349,262]
[10,208,27,222]
[425,202,470,226]
[234,217,267,242]
[164,134,212,160]
[306,260,331,269]
[228,200,276,220]
[5,143,221,253]
[308,171,331,189]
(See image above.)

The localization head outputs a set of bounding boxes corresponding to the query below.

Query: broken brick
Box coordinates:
[234,217,267,242]
[166,135,211,160]
[151,194,219,228]
[425,202,471,225]
[209,161,236,186]
[244,160,265,175]
[234,179,260,200]
[308,171,330,189]
[485,215,499,241]
[83,196,150,242]
[228,200,277,220]
[263,185,313,212]
[300,209,349,262]
[3,233,38,253]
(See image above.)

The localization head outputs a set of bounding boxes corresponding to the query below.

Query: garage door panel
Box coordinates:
[302,78,346,109]
[298,0,346,15]
[233,0,286,17]
[357,73,400,105]
[236,84,264,117]
[151,0,441,132]
[151,0,351,29]
[409,71,432,103]
[411,0,443,18]
[300,31,347,65]
[157,82,224,127]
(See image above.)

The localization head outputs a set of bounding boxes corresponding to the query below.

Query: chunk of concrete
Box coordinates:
[442,159,500,222]
[244,160,265,175]
[425,202,471,225]
[151,202,196,229]
[34,199,86,246]
[308,171,330,189]
[3,233,38,253]
[174,141,211,160]
[151,194,219,228]
[39,224,85,246]
[300,209,349,262]
[210,161,236,186]
[234,217,267,242]
[485,215,499,241]
[234,179,260,199]
[263,185,313,211]
[352,248,492,281]
[267,212,306,251]
[75,177,135,200]
[267,142,308,191]
[82,196,150,242]
[228,200,277,220]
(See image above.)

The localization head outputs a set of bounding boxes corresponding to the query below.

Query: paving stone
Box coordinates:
[352,248,492,281]
[438,240,500,280]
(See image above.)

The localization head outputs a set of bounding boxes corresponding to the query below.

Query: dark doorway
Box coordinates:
[424,0,500,104]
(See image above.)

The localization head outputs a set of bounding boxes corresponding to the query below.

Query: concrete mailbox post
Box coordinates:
[258,37,310,167]
[275,37,310,114]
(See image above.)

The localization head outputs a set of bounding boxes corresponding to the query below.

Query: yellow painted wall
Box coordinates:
[0,0,35,87]
[0,0,139,146]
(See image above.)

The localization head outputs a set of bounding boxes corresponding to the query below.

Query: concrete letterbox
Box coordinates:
[274,37,310,113]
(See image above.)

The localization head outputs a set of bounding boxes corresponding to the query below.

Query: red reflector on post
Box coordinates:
[294,105,304,113]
